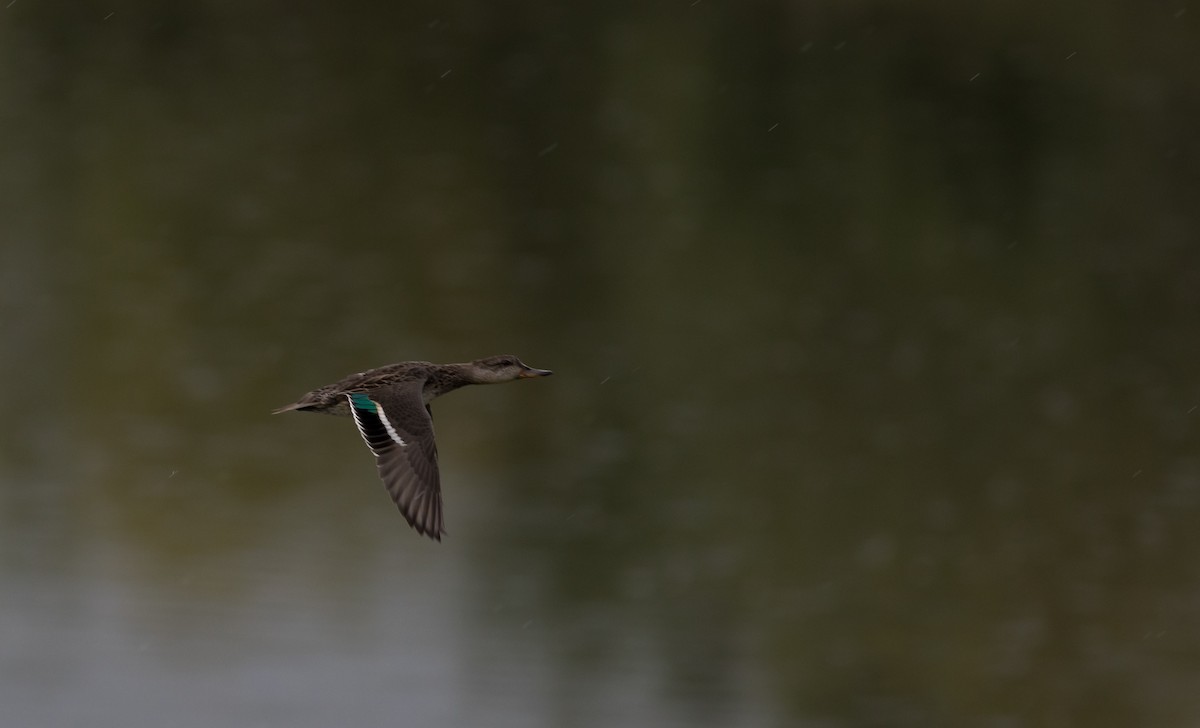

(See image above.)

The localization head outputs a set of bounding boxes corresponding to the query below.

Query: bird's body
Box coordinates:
[273,355,552,541]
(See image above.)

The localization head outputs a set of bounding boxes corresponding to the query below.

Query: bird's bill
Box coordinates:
[517,366,554,378]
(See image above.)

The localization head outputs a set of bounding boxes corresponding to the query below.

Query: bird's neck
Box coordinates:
[421,365,475,404]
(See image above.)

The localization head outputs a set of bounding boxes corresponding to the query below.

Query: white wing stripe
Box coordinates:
[375,401,408,447]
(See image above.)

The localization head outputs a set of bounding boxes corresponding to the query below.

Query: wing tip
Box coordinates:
[410,517,445,542]
[409,494,445,543]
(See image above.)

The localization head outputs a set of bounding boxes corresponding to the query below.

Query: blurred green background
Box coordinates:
[2,2,1199,726]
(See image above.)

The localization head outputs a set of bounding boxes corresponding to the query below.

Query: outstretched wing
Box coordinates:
[346,385,444,541]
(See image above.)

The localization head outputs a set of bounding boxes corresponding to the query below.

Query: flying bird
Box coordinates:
[274,355,553,541]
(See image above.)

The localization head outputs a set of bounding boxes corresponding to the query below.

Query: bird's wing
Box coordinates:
[346,384,444,541]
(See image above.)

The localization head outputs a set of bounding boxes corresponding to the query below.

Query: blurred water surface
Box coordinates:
[2,2,1199,727]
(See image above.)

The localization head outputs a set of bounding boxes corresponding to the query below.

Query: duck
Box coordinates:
[273,355,553,541]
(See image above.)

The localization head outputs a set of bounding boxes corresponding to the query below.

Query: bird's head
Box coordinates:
[465,354,554,384]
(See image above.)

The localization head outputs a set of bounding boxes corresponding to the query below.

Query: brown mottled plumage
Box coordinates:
[273,355,553,541]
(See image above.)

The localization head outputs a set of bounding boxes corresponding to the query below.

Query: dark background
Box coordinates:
[3,2,1199,726]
